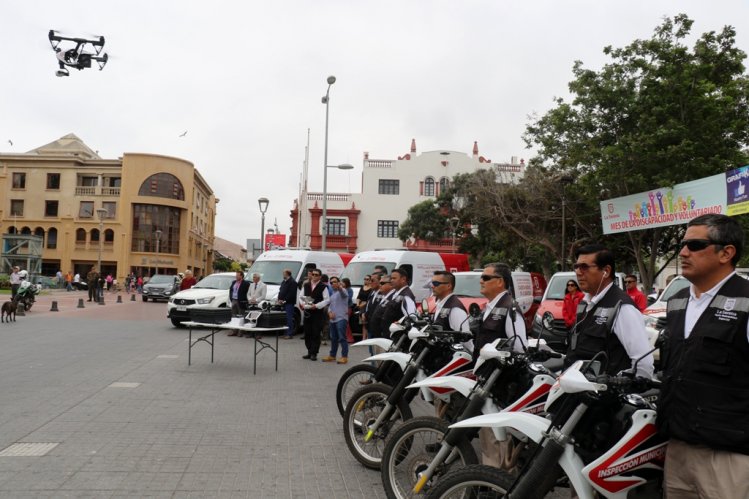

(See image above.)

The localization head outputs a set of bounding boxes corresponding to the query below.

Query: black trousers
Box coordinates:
[304,309,324,355]
[88,285,97,301]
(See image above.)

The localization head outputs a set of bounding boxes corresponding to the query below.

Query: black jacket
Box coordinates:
[278,277,298,303]
[228,279,251,308]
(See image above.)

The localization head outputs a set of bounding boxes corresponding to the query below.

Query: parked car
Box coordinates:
[166,272,237,327]
[142,274,181,302]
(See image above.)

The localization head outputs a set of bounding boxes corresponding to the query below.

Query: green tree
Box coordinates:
[523,14,749,288]
[398,199,451,243]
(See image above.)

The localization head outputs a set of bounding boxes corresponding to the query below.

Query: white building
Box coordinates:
[290,139,525,253]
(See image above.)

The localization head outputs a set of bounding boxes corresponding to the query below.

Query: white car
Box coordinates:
[167,272,237,327]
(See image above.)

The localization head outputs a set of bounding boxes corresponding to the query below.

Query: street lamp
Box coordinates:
[96,208,107,302]
[258,197,269,253]
[154,229,162,276]
[559,174,574,271]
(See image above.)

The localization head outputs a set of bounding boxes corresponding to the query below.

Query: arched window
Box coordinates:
[104,229,114,243]
[7,226,17,234]
[34,227,45,247]
[439,177,449,195]
[90,229,100,242]
[76,228,86,242]
[424,177,435,197]
[47,228,58,249]
[20,227,31,235]
[138,173,185,200]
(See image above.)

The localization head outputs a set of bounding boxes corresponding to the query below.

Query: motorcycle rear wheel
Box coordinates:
[381,416,478,499]
[343,382,413,469]
[424,464,513,499]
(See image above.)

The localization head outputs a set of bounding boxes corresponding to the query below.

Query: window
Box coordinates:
[76,228,86,243]
[79,201,94,218]
[131,204,181,253]
[424,177,435,196]
[138,173,185,200]
[90,229,100,242]
[378,179,400,195]
[326,218,346,236]
[102,201,116,218]
[10,200,23,216]
[47,228,58,249]
[104,177,121,187]
[12,173,25,189]
[80,176,98,187]
[439,177,449,195]
[45,201,59,217]
[377,220,399,238]
[104,229,114,243]
[47,173,61,190]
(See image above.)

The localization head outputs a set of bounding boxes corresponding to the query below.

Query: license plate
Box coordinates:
[176,306,187,312]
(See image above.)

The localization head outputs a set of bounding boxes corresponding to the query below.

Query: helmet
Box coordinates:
[18,270,28,279]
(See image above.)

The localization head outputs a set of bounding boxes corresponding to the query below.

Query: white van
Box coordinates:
[340,250,470,303]
[246,249,353,300]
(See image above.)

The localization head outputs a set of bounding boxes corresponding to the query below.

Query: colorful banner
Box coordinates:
[264,233,286,250]
[600,174,726,234]
[726,165,749,216]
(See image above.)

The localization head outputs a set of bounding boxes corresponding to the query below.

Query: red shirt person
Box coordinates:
[624,274,647,312]
[562,280,585,329]
[180,270,197,290]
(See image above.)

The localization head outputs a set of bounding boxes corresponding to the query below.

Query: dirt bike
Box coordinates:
[425,358,664,499]
[336,319,413,417]
[380,338,562,498]
[14,280,42,311]
[343,319,475,469]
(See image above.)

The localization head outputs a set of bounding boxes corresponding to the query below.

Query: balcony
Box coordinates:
[75,187,121,196]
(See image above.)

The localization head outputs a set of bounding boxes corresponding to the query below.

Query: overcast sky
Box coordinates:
[2,1,748,246]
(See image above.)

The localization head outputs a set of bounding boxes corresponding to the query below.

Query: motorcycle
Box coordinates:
[380,338,561,499]
[14,279,42,311]
[425,358,664,499]
[343,317,475,469]
[336,319,414,417]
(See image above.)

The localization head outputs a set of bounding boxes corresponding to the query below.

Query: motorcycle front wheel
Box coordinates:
[381,416,478,499]
[336,364,379,417]
[343,382,413,469]
[424,464,514,499]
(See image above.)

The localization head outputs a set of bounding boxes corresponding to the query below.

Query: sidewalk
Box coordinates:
[0,300,391,498]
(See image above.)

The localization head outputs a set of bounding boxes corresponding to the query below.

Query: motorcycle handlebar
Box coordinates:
[597,374,661,392]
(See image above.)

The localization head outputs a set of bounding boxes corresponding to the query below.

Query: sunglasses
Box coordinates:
[679,239,724,252]
[480,274,502,281]
[380,280,391,284]
[624,280,636,284]
[567,283,577,287]
[573,263,599,272]
[431,280,448,287]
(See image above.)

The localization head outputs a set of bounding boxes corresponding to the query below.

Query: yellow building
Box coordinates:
[0,134,217,281]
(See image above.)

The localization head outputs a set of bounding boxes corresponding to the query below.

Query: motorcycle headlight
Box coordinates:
[542,311,555,330]
[533,313,541,325]
[196,297,215,305]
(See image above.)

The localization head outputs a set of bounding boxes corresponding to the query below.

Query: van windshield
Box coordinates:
[659,277,690,302]
[454,274,482,298]
[546,275,577,300]
[341,262,396,286]
[247,261,302,285]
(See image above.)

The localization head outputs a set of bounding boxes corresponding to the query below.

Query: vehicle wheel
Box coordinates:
[142,296,148,302]
[171,318,184,327]
[336,364,379,417]
[25,302,32,311]
[382,416,478,499]
[424,464,514,499]
[343,382,413,470]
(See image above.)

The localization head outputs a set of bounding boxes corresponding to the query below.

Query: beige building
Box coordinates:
[0,134,217,281]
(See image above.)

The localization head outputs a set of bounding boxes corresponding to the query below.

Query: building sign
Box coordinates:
[265,233,286,250]
[600,167,749,234]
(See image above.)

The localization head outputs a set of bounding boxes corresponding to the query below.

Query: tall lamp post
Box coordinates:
[258,197,269,253]
[559,174,574,271]
[96,208,107,302]
[154,229,162,276]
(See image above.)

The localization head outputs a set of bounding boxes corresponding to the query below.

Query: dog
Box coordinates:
[1,300,17,323]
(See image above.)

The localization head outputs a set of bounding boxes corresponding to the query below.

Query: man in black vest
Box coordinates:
[277,268,297,339]
[298,269,330,360]
[367,274,395,339]
[431,271,472,350]
[476,263,526,356]
[385,267,417,324]
[658,214,749,498]
[567,244,653,377]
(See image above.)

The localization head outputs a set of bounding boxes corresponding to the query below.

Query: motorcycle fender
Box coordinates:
[407,376,477,397]
[362,351,411,370]
[449,412,551,444]
[352,338,393,350]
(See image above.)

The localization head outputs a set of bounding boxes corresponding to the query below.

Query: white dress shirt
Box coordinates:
[435,293,473,353]
[684,271,749,341]
[482,291,527,353]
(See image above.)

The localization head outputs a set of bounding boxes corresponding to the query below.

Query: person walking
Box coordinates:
[298,269,330,361]
[321,277,350,364]
[624,274,647,312]
[277,269,297,339]
[227,271,250,337]
[562,280,584,329]
[657,214,749,498]
[180,270,196,290]
[56,270,63,289]
[86,266,99,302]
[65,271,73,292]
[566,244,653,378]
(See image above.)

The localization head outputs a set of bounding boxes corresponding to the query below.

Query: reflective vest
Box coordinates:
[475,292,517,357]
[433,295,467,332]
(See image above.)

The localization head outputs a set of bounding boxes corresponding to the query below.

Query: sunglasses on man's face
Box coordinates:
[572,263,599,272]
[480,274,501,282]
[431,280,448,287]
[679,239,724,252]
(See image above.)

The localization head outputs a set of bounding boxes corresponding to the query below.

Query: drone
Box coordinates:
[48,30,108,77]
